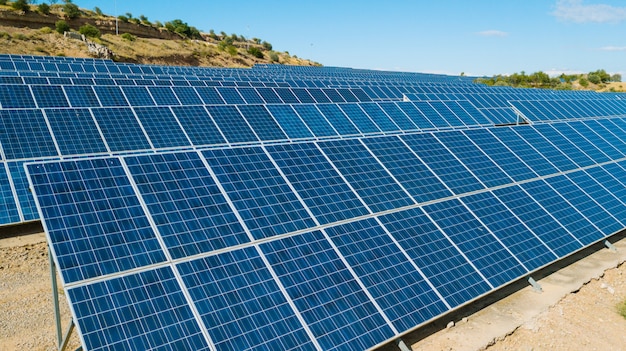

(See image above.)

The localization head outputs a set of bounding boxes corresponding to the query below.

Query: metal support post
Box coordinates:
[396,339,411,351]
[50,245,63,349]
[528,276,542,293]
[604,240,618,253]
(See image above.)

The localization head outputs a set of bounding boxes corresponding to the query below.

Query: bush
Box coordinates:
[262,41,272,51]
[618,299,626,319]
[63,2,80,19]
[55,20,70,34]
[0,32,10,39]
[37,3,50,14]
[0,0,7,5]
[39,26,53,34]
[247,47,264,59]
[94,6,102,16]
[121,33,135,41]
[11,0,30,12]
[117,15,128,23]
[14,33,28,40]
[79,24,100,38]
[226,45,238,56]
[269,51,279,62]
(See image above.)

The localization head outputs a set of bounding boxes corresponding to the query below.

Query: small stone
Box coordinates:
[446,321,455,329]
[461,317,468,324]
[607,286,615,295]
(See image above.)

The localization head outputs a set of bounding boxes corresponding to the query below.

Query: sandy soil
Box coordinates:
[0,232,625,351]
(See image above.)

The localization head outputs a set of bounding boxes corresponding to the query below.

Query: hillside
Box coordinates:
[0,3,320,68]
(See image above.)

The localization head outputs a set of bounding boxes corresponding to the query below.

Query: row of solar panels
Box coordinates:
[27,119,626,351]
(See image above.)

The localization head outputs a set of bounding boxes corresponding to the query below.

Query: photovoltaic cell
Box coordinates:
[237,105,288,141]
[125,152,249,259]
[67,266,211,351]
[121,86,156,106]
[172,86,203,105]
[26,158,166,284]
[178,247,318,351]
[0,109,58,159]
[171,105,226,146]
[64,85,100,108]
[31,85,70,108]
[266,105,314,139]
[325,218,448,332]
[45,108,107,155]
[195,87,226,104]
[0,164,20,224]
[133,106,191,148]
[316,104,360,135]
[93,86,129,107]
[149,86,181,106]
[203,147,315,240]
[261,231,396,351]
[207,105,259,143]
[337,104,381,134]
[292,104,338,137]
[0,85,35,108]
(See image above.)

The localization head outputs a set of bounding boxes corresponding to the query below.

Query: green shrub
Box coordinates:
[121,33,135,41]
[618,299,626,319]
[11,0,30,12]
[262,41,272,51]
[55,20,70,34]
[269,51,279,62]
[63,2,80,19]
[94,6,102,16]
[39,26,53,34]
[117,15,128,23]
[79,24,100,38]
[0,32,10,40]
[226,45,238,56]
[37,3,50,14]
[14,33,28,40]
[247,47,264,59]
[0,0,7,6]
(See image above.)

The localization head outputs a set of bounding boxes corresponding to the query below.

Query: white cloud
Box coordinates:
[476,30,509,37]
[552,0,626,23]
[599,46,626,51]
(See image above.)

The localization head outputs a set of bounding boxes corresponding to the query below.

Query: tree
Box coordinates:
[247,47,263,58]
[93,6,102,16]
[121,33,135,41]
[0,0,7,5]
[262,41,272,51]
[38,2,50,14]
[79,23,100,38]
[611,73,622,82]
[269,51,279,62]
[588,73,601,85]
[55,19,69,34]
[11,0,30,12]
[164,19,200,39]
[117,15,128,23]
[63,1,80,19]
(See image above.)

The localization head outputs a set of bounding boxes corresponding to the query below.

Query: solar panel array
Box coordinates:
[8,54,626,351]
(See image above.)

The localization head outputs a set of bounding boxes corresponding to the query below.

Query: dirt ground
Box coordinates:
[0,232,625,351]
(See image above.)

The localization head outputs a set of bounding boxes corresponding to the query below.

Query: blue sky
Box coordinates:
[71,0,626,77]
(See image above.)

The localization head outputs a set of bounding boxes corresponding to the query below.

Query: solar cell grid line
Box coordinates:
[0,84,36,108]
[317,138,415,212]
[521,179,601,246]
[133,106,192,149]
[460,191,558,271]
[423,199,528,287]
[433,131,514,188]
[205,105,260,144]
[291,88,317,103]
[202,146,316,240]
[324,218,450,332]
[593,163,626,224]
[536,100,567,120]
[148,86,182,106]
[274,88,301,104]
[394,101,436,130]
[30,85,70,108]
[349,88,371,102]
[120,86,156,107]
[335,88,360,103]
[194,87,226,104]
[533,124,596,168]
[451,100,492,126]
[292,104,339,137]
[316,104,360,135]
[488,127,560,177]
[336,103,382,134]
[266,105,315,139]
[170,105,227,146]
[565,170,626,233]
[358,102,401,132]
[555,121,620,161]
[216,87,246,104]
[10,160,44,221]
[90,107,153,152]
[0,163,21,224]
[170,86,204,106]
[428,101,466,127]
[123,152,250,259]
[546,174,622,239]
[266,142,370,225]
[44,108,108,156]
[602,118,626,143]
[0,109,59,160]
[378,207,492,307]
[377,102,420,131]
[236,104,289,141]
[409,101,448,129]
[260,230,397,351]
[25,158,168,284]
[66,266,212,351]
[93,85,130,107]
[306,88,332,103]
[461,128,538,182]
[511,126,578,172]
[237,87,265,104]
[176,247,321,351]
[402,133,485,195]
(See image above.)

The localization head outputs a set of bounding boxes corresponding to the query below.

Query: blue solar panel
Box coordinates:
[93,86,129,107]
[337,103,381,134]
[45,108,108,155]
[121,86,156,106]
[512,126,577,172]
[316,104,360,135]
[203,147,315,240]
[396,102,437,129]
[378,102,419,130]
[26,158,166,283]
[306,88,332,103]
[217,87,245,104]
[9,161,39,221]
[0,109,58,159]
[68,266,211,351]
[172,86,203,105]
[133,106,191,148]
[257,87,284,104]
[0,164,20,224]
[149,86,181,106]
[275,88,300,104]
[125,152,249,259]
[267,143,369,225]
[195,87,226,104]
[379,207,491,306]
[64,85,101,108]
[206,105,259,143]
[358,103,401,132]
[325,218,448,331]
[489,127,559,177]
[237,87,265,104]
[0,85,35,108]
[31,85,70,108]
[318,139,414,212]
[90,108,152,152]
[261,231,396,351]
[178,247,318,351]
[292,104,338,137]
[291,88,316,103]
[237,105,288,141]
[170,105,226,146]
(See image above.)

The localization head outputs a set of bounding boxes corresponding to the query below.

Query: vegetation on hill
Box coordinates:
[0,0,321,68]
[475,69,623,92]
